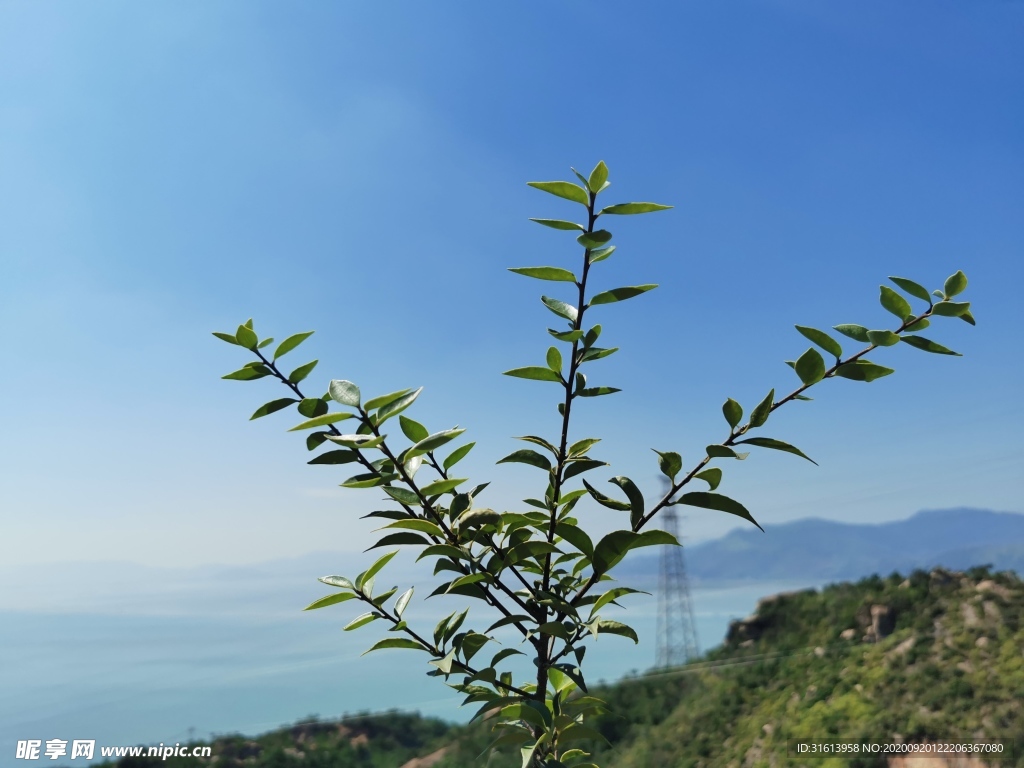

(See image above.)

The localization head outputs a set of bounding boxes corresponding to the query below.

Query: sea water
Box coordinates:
[0,557,822,767]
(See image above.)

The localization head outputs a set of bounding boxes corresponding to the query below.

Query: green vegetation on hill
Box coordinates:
[94,566,1024,768]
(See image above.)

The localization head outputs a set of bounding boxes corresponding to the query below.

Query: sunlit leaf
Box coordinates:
[509,266,577,282]
[527,180,589,205]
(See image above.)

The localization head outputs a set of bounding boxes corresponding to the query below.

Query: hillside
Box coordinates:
[90,565,1024,768]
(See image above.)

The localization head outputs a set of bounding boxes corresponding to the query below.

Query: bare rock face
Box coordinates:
[840,628,857,640]
[961,602,981,628]
[871,604,896,639]
[400,747,449,768]
[976,579,1012,600]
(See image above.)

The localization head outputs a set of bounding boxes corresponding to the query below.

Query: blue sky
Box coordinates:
[1,1,1021,570]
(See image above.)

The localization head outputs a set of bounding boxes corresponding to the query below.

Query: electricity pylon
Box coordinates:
[655,478,700,668]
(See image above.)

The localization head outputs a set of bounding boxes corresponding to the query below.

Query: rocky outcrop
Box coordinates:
[400,747,449,768]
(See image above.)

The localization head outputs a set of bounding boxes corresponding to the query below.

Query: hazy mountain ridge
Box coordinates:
[618,507,1024,586]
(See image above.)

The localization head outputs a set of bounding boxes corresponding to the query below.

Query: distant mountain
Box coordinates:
[618,507,1024,586]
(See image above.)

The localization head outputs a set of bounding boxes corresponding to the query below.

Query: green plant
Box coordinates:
[213,161,976,768]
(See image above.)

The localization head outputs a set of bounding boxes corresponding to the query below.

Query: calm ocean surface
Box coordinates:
[0,555,824,767]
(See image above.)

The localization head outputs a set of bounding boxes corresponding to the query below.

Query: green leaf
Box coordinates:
[592,530,677,574]
[368,532,431,549]
[880,285,913,320]
[364,388,414,411]
[588,245,616,264]
[794,347,826,385]
[694,467,722,491]
[298,397,329,418]
[833,324,871,343]
[578,386,621,397]
[418,546,465,566]
[528,218,585,231]
[554,522,594,559]
[340,472,386,488]
[546,347,563,374]
[306,431,330,451]
[212,331,239,345]
[581,479,631,511]
[399,415,429,442]
[596,619,639,643]
[541,296,579,322]
[599,202,672,215]
[456,508,501,529]
[749,388,774,428]
[257,337,274,349]
[274,331,314,361]
[303,592,358,610]
[610,476,645,529]
[677,492,763,531]
[527,180,589,205]
[344,613,379,631]
[361,638,425,655]
[904,316,931,332]
[377,387,423,422]
[564,459,608,480]
[931,300,971,317]
[222,367,270,381]
[537,621,572,640]
[327,433,386,449]
[250,398,298,420]
[509,266,577,282]
[722,398,743,429]
[706,445,748,460]
[577,230,613,249]
[287,412,354,431]
[327,380,360,408]
[394,587,413,618]
[288,360,318,384]
[381,487,420,506]
[795,326,843,359]
[900,336,962,356]
[654,450,682,481]
[503,366,562,382]
[307,449,359,465]
[867,330,900,347]
[459,632,490,662]
[588,160,608,191]
[318,575,355,589]
[408,428,466,457]
[888,276,932,303]
[498,449,552,471]
[358,550,399,588]
[589,284,657,306]
[735,437,817,464]
[959,309,976,326]
[519,434,559,455]
[833,360,895,382]
[446,573,488,593]
[580,346,618,362]
[419,477,467,496]
[235,324,258,350]
[443,442,476,471]
[589,587,646,615]
[944,270,968,298]
[548,328,584,343]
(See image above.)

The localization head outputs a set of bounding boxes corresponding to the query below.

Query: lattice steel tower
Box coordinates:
[656,479,700,668]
